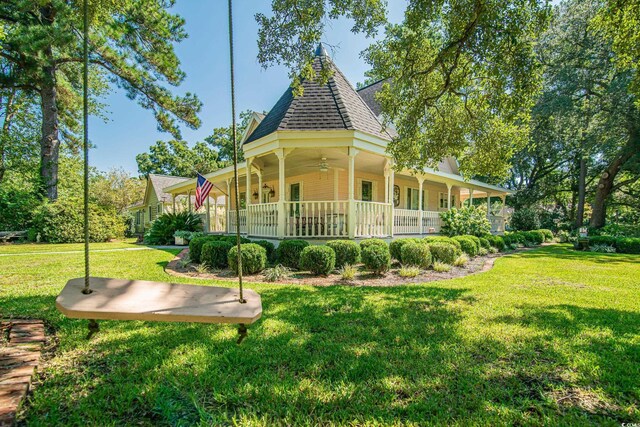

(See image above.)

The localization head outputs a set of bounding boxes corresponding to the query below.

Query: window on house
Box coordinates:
[361,181,373,202]
[406,188,426,210]
[135,212,140,225]
[439,192,456,209]
[157,204,162,214]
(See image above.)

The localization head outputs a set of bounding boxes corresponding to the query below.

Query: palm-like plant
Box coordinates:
[145,212,202,245]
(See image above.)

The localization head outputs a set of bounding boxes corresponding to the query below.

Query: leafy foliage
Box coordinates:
[252,240,276,263]
[201,241,233,269]
[228,243,267,275]
[338,264,357,281]
[32,197,124,243]
[389,238,421,261]
[428,242,460,265]
[144,212,202,245]
[276,239,309,269]
[440,206,491,237]
[452,236,480,257]
[400,241,432,269]
[326,240,361,268]
[300,245,336,276]
[361,243,391,275]
[510,207,541,231]
[263,264,291,282]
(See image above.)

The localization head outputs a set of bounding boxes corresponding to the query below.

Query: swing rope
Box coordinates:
[228,0,245,305]
[81,0,91,296]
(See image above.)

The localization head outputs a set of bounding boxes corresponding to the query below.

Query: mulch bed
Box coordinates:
[166,248,507,287]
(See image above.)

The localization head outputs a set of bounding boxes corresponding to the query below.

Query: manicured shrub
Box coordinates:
[361,244,391,274]
[389,238,422,261]
[326,240,361,268]
[428,242,459,264]
[423,236,462,250]
[32,197,126,243]
[221,235,251,245]
[300,245,336,276]
[530,230,546,245]
[453,235,479,257]
[466,235,482,250]
[616,237,640,254]
[478,237,491,249]
[228,243,267,275]
[277,239,309,268]
[400,241,432,268]
[252,240,276,262]
[440,206,491,236]
[539,229,554,242]
[189,236,223,263]
[359,238,388,250]
[145,211,202,245]
[510,207,541,231]
[201,240,233,269]
[483,234,506,251]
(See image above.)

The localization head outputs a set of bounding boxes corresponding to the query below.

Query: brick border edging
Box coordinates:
[0,320,46,427]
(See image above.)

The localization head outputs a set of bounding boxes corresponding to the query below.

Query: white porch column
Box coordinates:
[389,166,394,237]
[276,149,287,238]
[333,168,339,200]
[447,183,452,209]
[469,188,474,206]
[500,194,506,216]
[417,175,425,235]
[347,148,359,238]
[245,158,253,235]
[213,194,218,232]
[205,196,211,232]
[257,169,263,204]
[225,179,231,234]
[486,193,492,219]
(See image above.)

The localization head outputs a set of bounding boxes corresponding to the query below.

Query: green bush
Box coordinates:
[189,236,224,263]
[144,211,202,245]
[361,244,391,274]
[359,238,388,250]
[201,241,233,269]
[539,229,554,242]
[0,187,40,231]
[32,197,125,243]
[483,234,506,251]
[326,240,361,268]
[299,245,336,276]
[252,240,276,262]
[228,243,267,275]
[429,242,459,264]
[400,241,432,268]
[277,239,309,269]
[530,230,546,244]
[616,237,640,254]
[478,237,491,249]
[453,235,479,257]
[589,235,617,247]
[440,206,491,237]
[510,207,541,231]
[221,235,251,245]
[423,236,462,250]
[389,238,422,261]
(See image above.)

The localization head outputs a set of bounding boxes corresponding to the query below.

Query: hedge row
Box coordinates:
[588,236,640,254]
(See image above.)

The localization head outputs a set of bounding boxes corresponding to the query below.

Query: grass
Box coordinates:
[1,243,639,425]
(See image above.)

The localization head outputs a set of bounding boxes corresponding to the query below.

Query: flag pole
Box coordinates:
[228,0,244,304]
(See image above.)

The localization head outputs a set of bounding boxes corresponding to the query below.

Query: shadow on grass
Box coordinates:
[15,282,639,425]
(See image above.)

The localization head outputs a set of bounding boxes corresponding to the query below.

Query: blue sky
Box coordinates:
[90,1,406,175]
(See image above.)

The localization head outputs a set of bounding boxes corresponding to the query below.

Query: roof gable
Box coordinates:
[146,174,190,205]
[245,46,394,144]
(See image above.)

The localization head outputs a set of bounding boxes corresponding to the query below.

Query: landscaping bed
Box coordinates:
[166,247,505,286]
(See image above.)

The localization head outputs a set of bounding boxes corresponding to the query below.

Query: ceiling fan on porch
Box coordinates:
[302,156,339,172]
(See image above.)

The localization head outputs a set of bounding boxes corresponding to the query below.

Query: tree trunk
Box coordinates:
[575,156,587,228]
[590,128,639,229]
[40,54,60,201]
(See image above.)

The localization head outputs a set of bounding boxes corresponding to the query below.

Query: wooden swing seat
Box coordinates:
[56,277,262,325]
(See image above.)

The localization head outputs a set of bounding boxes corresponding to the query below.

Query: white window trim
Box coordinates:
[405,186,427,210]
[357,178,376,201]
[287,181,303,201]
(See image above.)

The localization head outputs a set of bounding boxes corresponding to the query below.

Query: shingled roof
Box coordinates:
[356,79,387,117]
[245,45,395,144]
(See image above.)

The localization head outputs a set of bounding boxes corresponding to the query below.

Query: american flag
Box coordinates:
[195,173,213,210]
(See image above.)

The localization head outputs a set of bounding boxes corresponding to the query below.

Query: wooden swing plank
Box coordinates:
[56,277,262,325]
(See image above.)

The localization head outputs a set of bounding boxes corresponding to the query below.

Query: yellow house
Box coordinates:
[129,174,192,233]
[164,45,511,240]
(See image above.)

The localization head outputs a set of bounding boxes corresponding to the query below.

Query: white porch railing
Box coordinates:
[228,209,247,234]
[393,210,442,234]
[284,201,349,238]
[394,209,420,234]
[354,201,392,237]
[247,203,278,237]
[490,215,505,234]
[422,211,442,233]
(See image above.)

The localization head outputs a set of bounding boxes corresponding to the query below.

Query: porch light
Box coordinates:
[262,183,275,197]
[252,190,259,200]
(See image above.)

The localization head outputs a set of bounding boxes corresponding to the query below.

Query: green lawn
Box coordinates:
[1,243,638,425]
